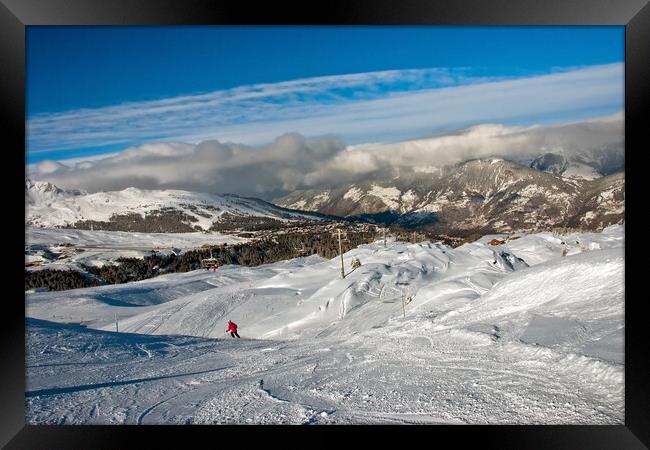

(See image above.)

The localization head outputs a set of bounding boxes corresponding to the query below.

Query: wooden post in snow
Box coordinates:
[338,229,345,279]
[383,226,387,247]
[401,290,406,319]
[115,313,119,333]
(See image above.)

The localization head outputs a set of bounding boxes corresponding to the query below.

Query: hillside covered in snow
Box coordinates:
[26,179,329,232]
[276,158,624,235]
[25,225,624,424]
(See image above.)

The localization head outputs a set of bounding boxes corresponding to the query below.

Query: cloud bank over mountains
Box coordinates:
[29,112,623,200]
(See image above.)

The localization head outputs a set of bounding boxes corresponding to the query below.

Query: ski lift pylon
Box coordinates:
[201,247,219,270]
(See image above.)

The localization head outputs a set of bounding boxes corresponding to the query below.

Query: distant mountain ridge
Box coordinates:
[275,158,624,236]
[27,151,624,237]
[26,179,329,233]
[519,148,623,180]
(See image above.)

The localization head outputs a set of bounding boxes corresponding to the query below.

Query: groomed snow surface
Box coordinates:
[25,225,624,424]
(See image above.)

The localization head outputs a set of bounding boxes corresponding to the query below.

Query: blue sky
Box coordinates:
[26,26,624,164]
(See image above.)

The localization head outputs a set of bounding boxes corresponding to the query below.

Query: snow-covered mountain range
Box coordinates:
[26,179,329,232]
[276,158,624,235]
[27,145,624,238]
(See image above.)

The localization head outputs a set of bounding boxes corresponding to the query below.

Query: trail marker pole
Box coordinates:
[338,229,345,278]
[383,227,387,247]
[401,290,405,319]
[115,313,119,333]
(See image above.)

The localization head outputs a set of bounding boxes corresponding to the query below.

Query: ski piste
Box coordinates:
[26,225,624,424]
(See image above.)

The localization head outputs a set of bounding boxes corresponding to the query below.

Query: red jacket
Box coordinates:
[226,321,238,333]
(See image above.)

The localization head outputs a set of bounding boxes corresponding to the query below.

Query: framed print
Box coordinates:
[2,0,649,448]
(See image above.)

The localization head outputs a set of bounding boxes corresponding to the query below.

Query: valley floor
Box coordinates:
[25,225,624,424]
[25,228,246,271]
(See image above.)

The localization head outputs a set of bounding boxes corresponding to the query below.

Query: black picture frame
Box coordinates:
[2,0,648,448]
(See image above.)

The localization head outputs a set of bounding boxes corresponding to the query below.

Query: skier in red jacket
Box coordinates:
[226,320,240,338]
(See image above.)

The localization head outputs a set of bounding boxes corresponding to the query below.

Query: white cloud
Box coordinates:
[27,63,623,158]
[29,113,624,199]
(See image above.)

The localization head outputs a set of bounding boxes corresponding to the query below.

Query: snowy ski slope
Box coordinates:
[25,225,624,424]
